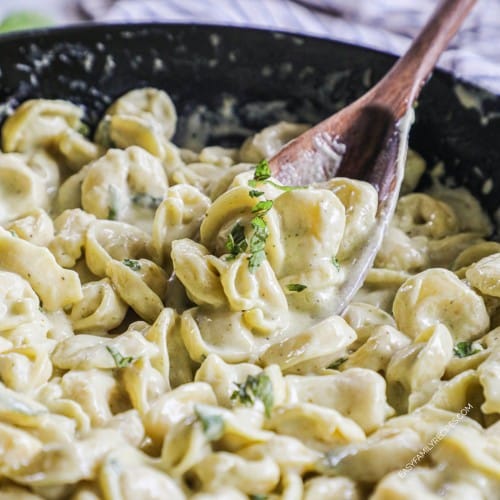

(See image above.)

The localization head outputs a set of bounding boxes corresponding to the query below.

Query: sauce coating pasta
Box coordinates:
[0,88,499,499]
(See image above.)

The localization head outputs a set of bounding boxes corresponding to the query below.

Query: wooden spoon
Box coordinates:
[269,0,477,314]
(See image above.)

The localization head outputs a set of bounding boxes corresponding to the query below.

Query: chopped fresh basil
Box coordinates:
[106,346,135,368]
[194,406,225,441]
[249,189,265,198]
[131,193,163,210]
[108,185,120,220]
[286,283,307,292]
[253,159,272,182]
[328,357,347,370]
[122,258,141,271]
[248,216,268,273]
[230,372,274,417]
[453,341,481,358]
[252,199,273,216]
[225,222,248,259]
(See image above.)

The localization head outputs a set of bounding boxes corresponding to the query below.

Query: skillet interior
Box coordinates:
[1,23,500,228]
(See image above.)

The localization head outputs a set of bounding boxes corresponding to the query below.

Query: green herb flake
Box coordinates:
[286,283,307,292]
[253,159,272,182]
[249,189,265,198]
[77,122,90,137]
[8,230,17,238]
[328,357,347,370]
[96,118,115,149]
[194,406,225,441]
[225,222,248,259]
[230,372,274,417]
[106,346,135,368]
[249,495,268,500]
[131,193,163,210]
[248,216,269,273]
[453,341,481,358]
[122,258,141,271]
[252,199,273,216]
[108,185,120,220]
[332,256,340,271]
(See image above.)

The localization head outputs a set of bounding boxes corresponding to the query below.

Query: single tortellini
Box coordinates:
[170,162,232,197]
[239,122,309,163]
[375,225,428,272]
[267,403,365,450]
[152,184,211,266]
[99,446,186,500]
[0,421,43,475]
[427,232,484,269]
[98,87,177,143]
[325,178,378,261]
[0,154,49,223]
[427,184,493,236]
[393,193,458,239]
[180,308,259,363]
[105,257,168,323]
[466,252,500,297]
[386,324,453,413]
[0,228,82,311]
[285,367,393,433]
[198,146,239,168]
[261,315,356,374]
[393,268,489,341]
[1,99,84,153]
[5,208,54,247]
[80,146,168,231]
[191,452,280,496]
[51,326,157,371]
[143,382,217,446]
[316,427,422,483]
[85,219,153,277]
[145,307,194,389]
[171,239,227,308]
[0,344,53,392]
[453,241,500,273]
[195,354,262,408]
[49,208,96,268]
[55,127,103,171]
[69,278,128,332]
[343,324,411,373]
[342,301,396,348]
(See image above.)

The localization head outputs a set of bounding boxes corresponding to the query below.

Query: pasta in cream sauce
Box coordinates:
[0,87,499,499]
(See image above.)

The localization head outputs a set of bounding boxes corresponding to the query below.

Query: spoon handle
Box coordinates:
[371,0,477,117]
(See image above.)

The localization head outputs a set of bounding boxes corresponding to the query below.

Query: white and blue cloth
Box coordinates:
[4,0,499,93]
[77,0,500,94]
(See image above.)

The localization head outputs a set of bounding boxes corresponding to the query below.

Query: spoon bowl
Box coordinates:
[270,0,477,313]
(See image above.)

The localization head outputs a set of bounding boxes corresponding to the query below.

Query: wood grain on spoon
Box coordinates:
[269,0,477,194]
[268,0,476,314]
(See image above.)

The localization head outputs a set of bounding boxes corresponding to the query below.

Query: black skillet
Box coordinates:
[1,23,500,227]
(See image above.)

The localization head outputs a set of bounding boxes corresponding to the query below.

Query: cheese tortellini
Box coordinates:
[0,87,499,499]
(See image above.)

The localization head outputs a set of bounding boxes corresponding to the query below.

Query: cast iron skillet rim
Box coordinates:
[0,20,480,93]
